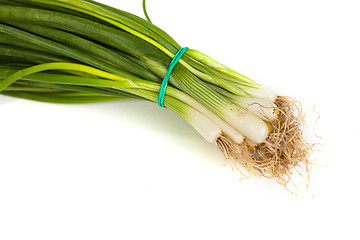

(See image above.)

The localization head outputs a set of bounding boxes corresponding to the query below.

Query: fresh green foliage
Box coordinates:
[0,0,278,144]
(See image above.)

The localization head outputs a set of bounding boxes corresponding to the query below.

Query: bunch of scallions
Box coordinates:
[0,0,311,186]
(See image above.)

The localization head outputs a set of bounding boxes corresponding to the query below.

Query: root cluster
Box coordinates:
[216,96,312,187]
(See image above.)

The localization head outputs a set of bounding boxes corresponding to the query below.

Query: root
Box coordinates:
[216,96,312,187]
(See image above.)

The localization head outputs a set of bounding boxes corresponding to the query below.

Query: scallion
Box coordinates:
[0,0,312,187]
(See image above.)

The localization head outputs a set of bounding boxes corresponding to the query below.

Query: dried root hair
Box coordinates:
[216,96,312,187]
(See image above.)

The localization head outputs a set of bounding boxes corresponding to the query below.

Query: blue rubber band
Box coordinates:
[157,47,188,108]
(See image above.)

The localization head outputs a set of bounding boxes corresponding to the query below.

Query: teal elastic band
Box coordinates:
[157,47,188,108]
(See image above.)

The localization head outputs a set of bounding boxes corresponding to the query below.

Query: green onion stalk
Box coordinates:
[0,0,311,186]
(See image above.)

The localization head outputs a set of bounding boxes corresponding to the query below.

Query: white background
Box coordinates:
[1,0,359,239]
